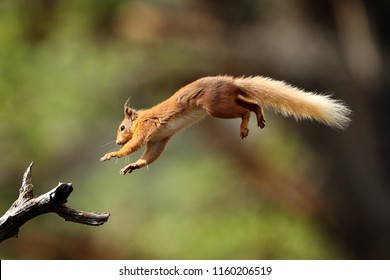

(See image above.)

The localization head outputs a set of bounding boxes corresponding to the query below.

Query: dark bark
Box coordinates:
[0,163,110,243]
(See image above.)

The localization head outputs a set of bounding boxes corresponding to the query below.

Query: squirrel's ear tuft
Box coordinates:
[124,97,132,110]
[124,97,138,120]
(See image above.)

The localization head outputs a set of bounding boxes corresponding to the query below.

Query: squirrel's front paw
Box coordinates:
[100,153,114,162]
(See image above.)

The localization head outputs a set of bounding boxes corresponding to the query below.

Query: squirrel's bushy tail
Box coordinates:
[234,76,351,129]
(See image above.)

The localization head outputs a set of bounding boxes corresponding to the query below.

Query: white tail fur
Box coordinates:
[234,76,351,129]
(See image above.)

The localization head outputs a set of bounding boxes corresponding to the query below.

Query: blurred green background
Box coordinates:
[1,0,389,259]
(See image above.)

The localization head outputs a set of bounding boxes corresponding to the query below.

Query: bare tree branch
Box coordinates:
[0,162,110,242]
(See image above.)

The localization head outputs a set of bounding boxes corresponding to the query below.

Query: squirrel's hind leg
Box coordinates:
[240,111,250,139]
[236,94,266,129]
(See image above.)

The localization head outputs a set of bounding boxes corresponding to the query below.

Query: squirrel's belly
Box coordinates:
[155,109,207,139]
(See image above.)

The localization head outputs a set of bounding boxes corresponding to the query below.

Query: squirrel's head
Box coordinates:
[116,98,138,146]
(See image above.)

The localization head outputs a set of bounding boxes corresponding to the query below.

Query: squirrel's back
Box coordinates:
[176,75,351,129]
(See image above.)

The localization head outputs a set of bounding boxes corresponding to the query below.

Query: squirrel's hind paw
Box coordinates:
[120,163,140,175]
[240,128,249,139]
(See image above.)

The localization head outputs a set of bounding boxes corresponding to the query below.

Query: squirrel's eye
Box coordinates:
[120,125,125,132]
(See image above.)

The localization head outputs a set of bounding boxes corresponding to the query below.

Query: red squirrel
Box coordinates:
[100,75,351,174]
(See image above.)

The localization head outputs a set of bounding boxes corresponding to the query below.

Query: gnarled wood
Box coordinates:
[0,163,110,242]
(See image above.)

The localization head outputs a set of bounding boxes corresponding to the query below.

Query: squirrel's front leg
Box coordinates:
[100,140,143,162]
[100,130,147,162]
[120,138,170,174]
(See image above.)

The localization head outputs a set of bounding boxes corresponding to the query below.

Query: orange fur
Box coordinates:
[100,75,351,174]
